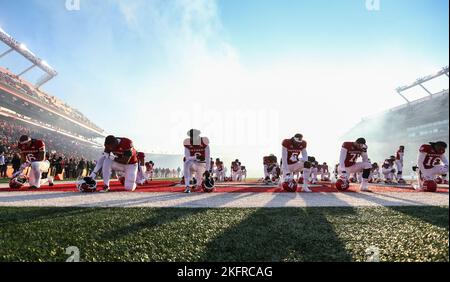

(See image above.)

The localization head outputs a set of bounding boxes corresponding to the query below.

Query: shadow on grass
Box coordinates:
[389,206,449,229]
[200,207,356,262]
[99,208,207,240]
[0,207,99,225]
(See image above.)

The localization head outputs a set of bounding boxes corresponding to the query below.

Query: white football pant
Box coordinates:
[184,160,206,187]
[28,160,52,188]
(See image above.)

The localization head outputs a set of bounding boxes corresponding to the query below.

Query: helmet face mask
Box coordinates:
[9,175,27,189]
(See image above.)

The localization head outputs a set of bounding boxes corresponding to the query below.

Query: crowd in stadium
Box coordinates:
[0,118,181,180]
[0,118,100,177]
[0,68,101,131]
[153,167,181,179]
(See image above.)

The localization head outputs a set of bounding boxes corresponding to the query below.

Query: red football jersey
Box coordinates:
[137,152,145,160]
[112,137,138,165]
[341,142,365,167]
[419,144,444,169]
[183,137,209,162]
[18,139,45,162]
[282,139,307,165]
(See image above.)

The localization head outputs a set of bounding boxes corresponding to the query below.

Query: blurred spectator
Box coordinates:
[11,153,21,174]
[76,158,86,178]
[0,152,5,178]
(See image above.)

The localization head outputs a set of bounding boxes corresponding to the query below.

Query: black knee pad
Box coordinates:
[304,161,312,169]
[362,169,371,179]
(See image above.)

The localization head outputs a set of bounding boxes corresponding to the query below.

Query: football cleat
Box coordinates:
[99,185,110,193]
[184,187,191,194]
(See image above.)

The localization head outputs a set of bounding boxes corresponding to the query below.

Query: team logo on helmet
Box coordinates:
[335,179,350,191]
[77,177,97,193]
[282,179,298,192]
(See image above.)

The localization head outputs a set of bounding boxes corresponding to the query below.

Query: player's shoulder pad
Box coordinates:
[419,144,431,153]
[282,139,291,148]
[301,140,307,148]
[201,137,210,146]
[119,137,133,148]
[342,142,353,149]
[35,139,45,150]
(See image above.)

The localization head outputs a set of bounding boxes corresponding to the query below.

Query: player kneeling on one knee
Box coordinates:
[415,141,448,191]
[11,135,54,189]
[337,138,372,192]
[89,135,139,192]
[281,133,312,192]
[183,129,211,193]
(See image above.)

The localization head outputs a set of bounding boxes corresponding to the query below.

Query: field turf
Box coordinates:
[0,206,448,262]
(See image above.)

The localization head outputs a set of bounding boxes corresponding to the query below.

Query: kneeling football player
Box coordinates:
[281,133,312,192]
[90,135,139,192]
[214,158,225,182]
[15,135,54,189]
[320,162,331,181]
[183,129,211,193]
[231,159,242,181]
[337,138,372,191]
[381,156,396,184]
[415,141,448,191]
[135,152,147,185]
[263,154,280,184]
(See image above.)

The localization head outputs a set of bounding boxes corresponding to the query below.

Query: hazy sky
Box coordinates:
[0,0,448,176]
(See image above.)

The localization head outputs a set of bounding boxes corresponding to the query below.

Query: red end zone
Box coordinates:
[0,180,448,193]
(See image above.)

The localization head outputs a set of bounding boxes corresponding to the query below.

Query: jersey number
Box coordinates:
[348,153,358,163]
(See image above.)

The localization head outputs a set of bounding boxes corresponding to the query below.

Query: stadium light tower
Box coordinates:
[396,66,449,104]
[0,27,58,88]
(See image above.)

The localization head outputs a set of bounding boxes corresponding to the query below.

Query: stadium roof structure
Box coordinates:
[0,26,57,88]
[396,66,449,104]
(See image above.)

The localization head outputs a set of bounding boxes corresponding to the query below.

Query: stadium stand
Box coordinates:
[341,87,449,177]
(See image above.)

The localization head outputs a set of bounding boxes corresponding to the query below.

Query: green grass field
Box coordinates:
[0,206,448,262]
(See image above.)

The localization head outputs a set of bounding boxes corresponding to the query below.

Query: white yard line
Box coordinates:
[0,191,448,208]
